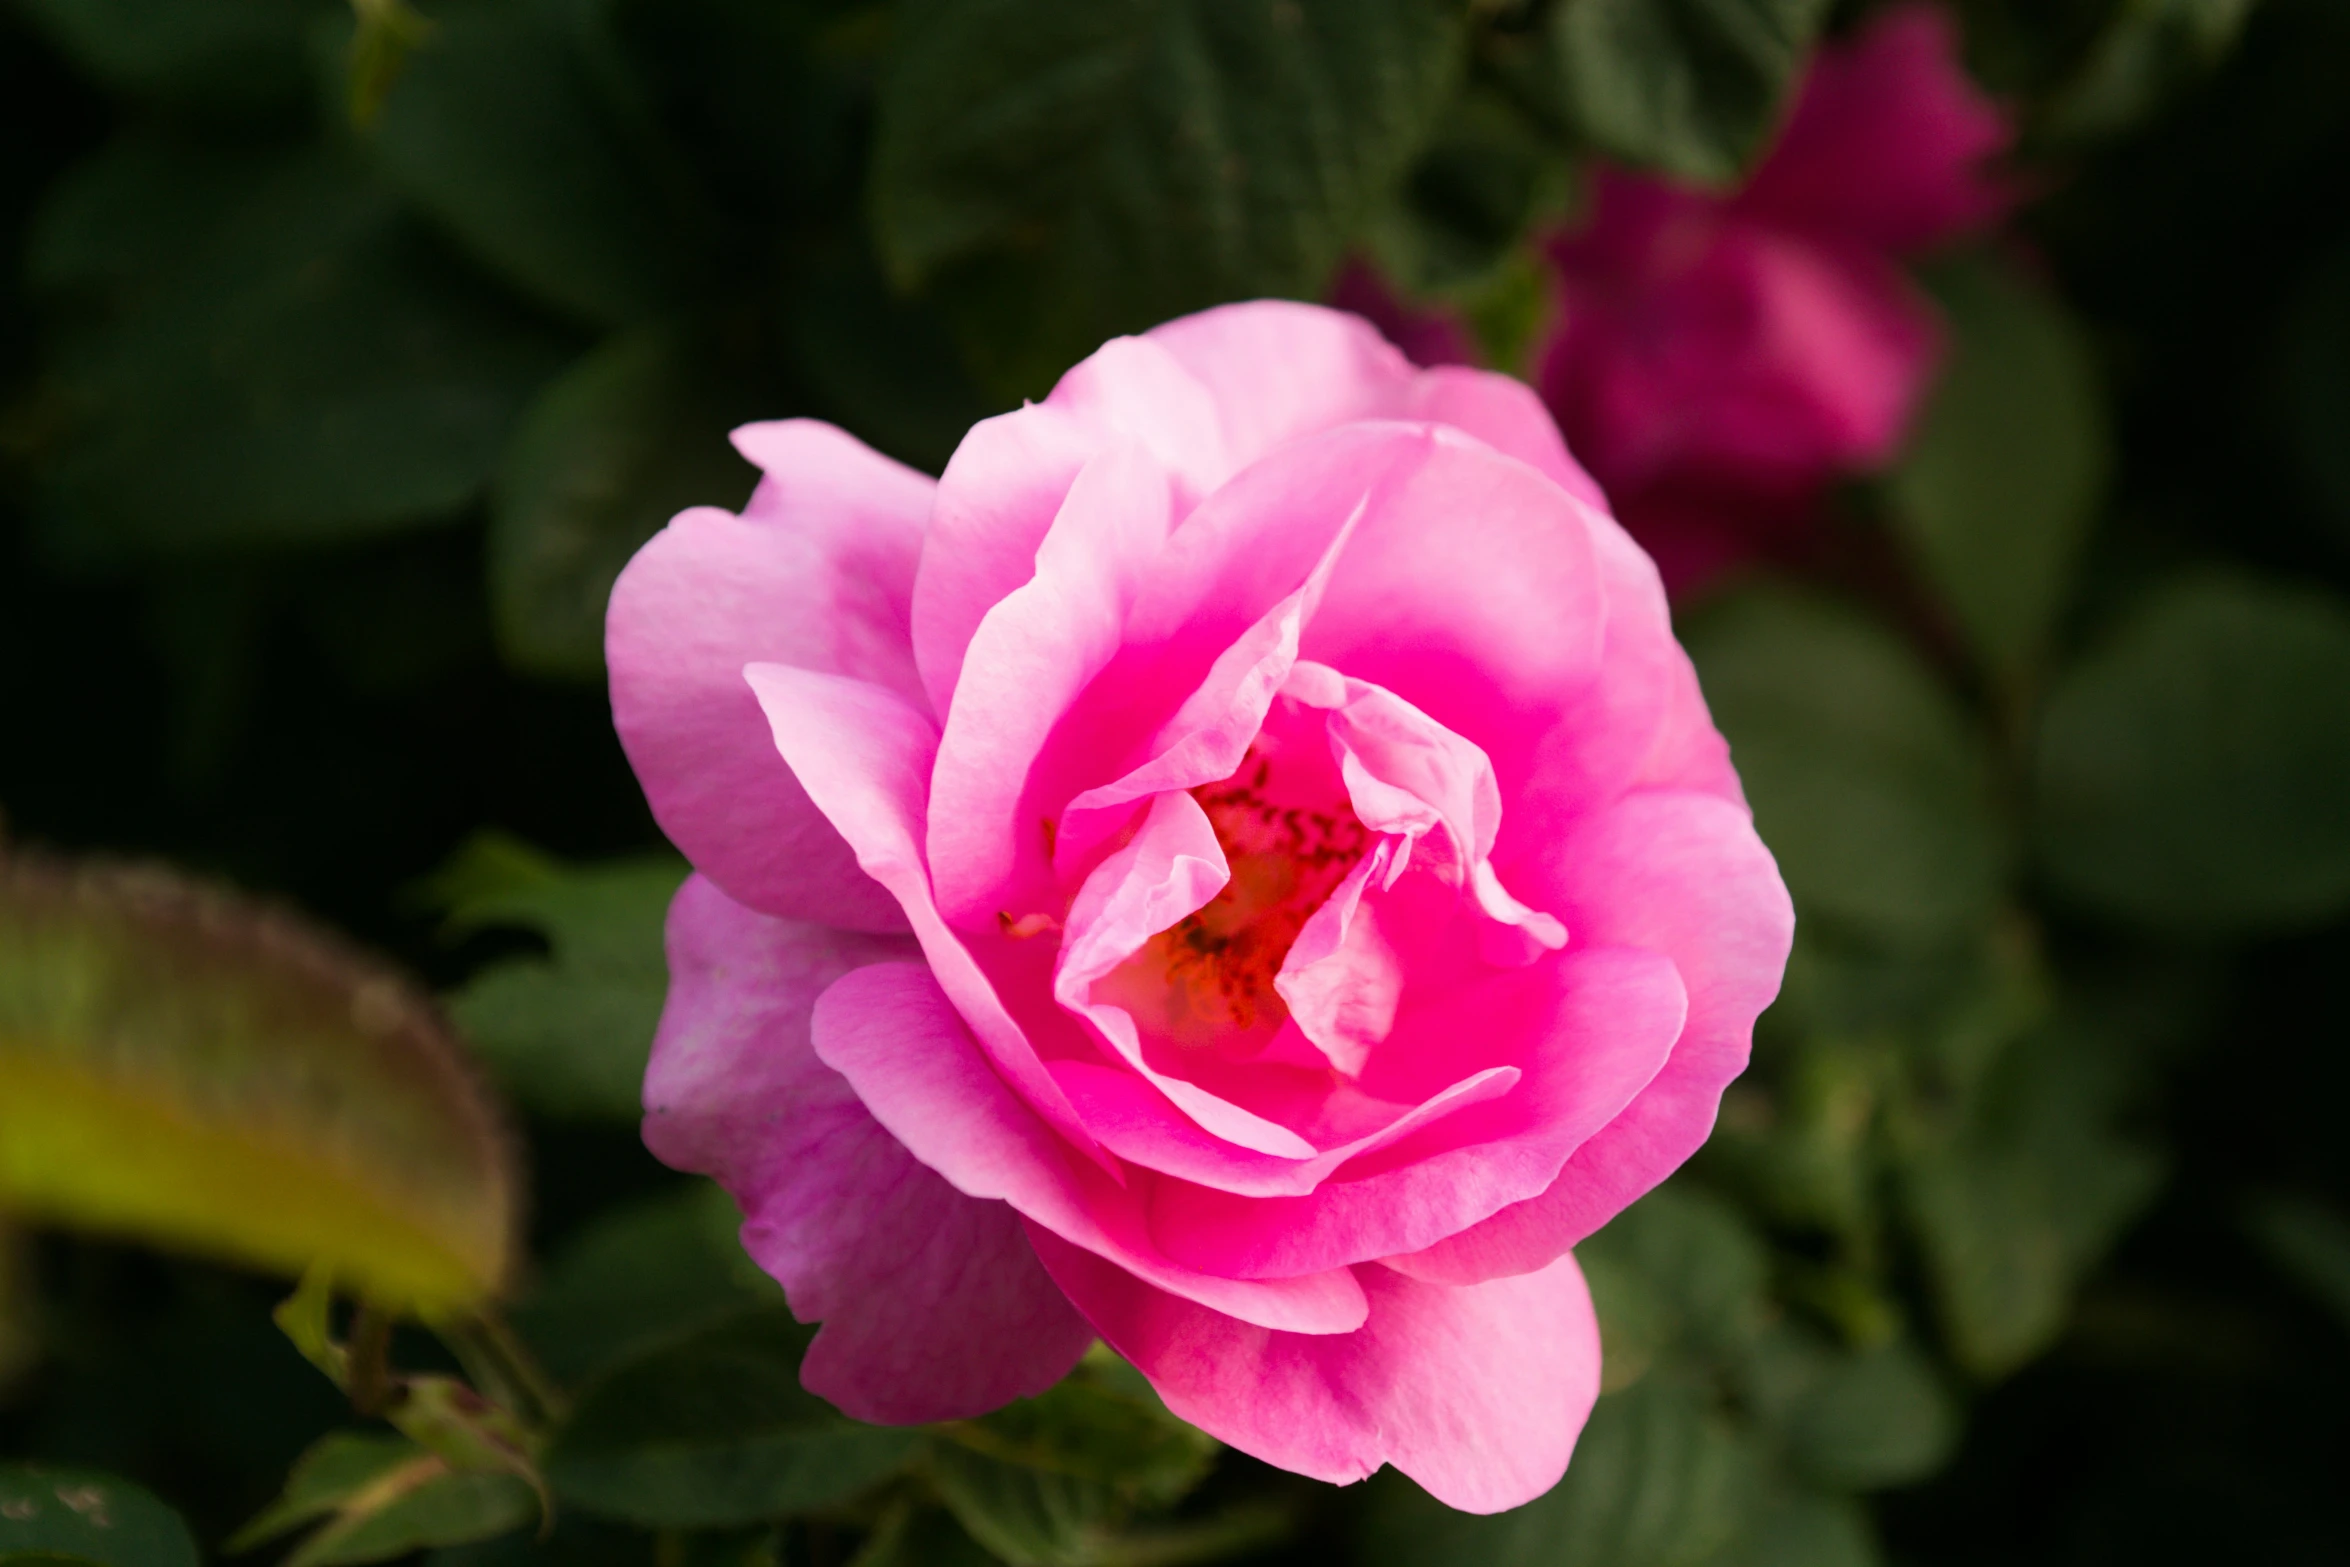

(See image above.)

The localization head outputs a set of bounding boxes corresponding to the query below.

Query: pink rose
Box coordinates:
[610,301,1791,1512]
[1537,2,2016,593]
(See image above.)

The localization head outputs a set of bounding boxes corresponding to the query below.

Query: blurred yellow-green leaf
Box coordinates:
[0,851,518,1314]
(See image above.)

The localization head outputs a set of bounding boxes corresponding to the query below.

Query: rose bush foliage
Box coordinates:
[610,302,1792,1510]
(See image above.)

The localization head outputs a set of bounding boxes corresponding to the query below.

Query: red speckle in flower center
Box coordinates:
[1148,748,1371,1034]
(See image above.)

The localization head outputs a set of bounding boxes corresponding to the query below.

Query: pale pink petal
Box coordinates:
[1738,1,2016,254]
[1148,947,1687,1277]
[812,961,1372,1334]
[1030,1227,1602,1514]
[1395,791,1792,1284]
[639,875,1086,1423]
[927,441,1180,926]
[606,421,934,930]
[1402,365,1610,512]
[1144,301,1418,469]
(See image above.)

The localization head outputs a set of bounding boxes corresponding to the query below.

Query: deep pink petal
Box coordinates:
[1300,428,1609,793]
[813,961,1372,1334]
[1031,1228,1602,1513]
[607,421,934,930]
[639,875,1087,1423]
[1148,947,1687,1277]
[1738,1,2016,254]
[1395,791,1792,1284]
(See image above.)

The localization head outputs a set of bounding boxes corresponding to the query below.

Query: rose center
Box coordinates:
[1145,748,1369,1036]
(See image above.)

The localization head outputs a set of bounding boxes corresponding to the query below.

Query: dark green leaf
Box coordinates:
[1544,0,1832,184]
[871,0,1466,394]
[2042,0,2257,142]
[286,1473,536,1567]
[2031,573,2350,931]
[230,1431,424,1549]
[359,0,712,325]
[1356,1377,1757,1567]
[513,1183,780,1386]
[783,242,1000,476]
[2276,236,2350,554]
[943,1360,1217,1510]
[31,142,573,563]
[926,1445,1118,1567]
[848,1505,1001,1567]
[1702,1487,1880,1567]
[435,833,687,1116]
[1887,254,2109,684]
[1579,1183,1769,1388]
[1687,585,2009,946]
[1745,1335,1955,1491]
[0,1467,198,1567]
[2245,1193,2350,1337]
[1897,1021,2163,1377]
[12,0,322,114]
[488,326,757,678]
[545,1306,919,1527]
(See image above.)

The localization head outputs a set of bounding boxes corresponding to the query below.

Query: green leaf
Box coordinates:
[871,0,1466,394]
[513,1184,781,1386]
[545,1306,920,1527]
[2042,0,2257,142]
[1702,1487,1881,1567]
[433,833,687,1117]
[1357,1377,1758,1567]
[1744,1335,1955,1491]
[488,326,758,678]
[849,1506,1001,1567]
[1887,254,2110,684]
[0,1468,197,1567]
[926,1445,1118,1567]
[2031,573,2350,931]
[1579,1184,1770,1392]
[942,1363,1217,1510]
[2245,1193,2350,1337]
[358,0,712,325]
[230,1433,535,1567]
[30,141,573,563]
[1686,584,2009,946]
[1897,1020,2163,1377]
[1543,0,1833,184]
[0,852,518,1314]
[11,0,322,114]
[2280,236,2350,551]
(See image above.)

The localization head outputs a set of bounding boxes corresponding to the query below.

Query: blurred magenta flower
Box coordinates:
[1536,2,2016,593]
[608,302,1790,1512]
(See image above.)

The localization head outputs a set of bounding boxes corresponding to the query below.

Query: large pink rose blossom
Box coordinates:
[1537,2,2016,593]
[610,301,1791,1512]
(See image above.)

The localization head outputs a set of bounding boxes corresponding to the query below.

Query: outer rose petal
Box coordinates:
[640,875,1090,1422]
[1395,791,1792,1283]
[1401,365,1610,512]
[812,960,1373,1334]
[1030,1227,1602,1514]
[1144,301,1417,469]
[607,420,933,930]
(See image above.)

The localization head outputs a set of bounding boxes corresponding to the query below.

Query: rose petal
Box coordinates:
[1030,1226,1602,1514]
[1148,946,1687,1277]
[640,874,1089,1423]
[1393,790,1792,1283]
[607,421,934,930]
[813,961,1372,1334]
